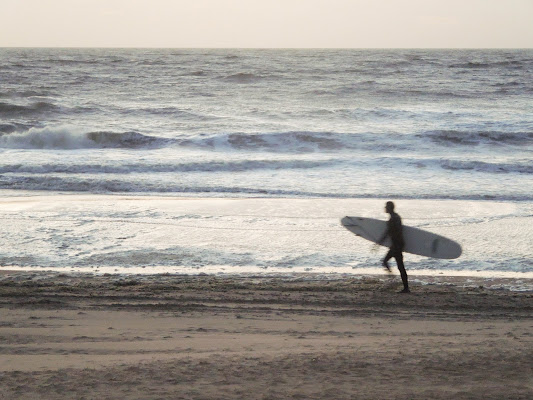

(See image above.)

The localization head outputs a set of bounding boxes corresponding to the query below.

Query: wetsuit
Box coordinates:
[382,212,409,291]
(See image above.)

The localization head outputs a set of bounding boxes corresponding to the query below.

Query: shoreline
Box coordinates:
[1,268,533,292]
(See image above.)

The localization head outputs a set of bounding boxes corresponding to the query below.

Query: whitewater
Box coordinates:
[0,49,531,284]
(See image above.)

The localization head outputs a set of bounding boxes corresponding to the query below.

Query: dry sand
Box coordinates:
[0,272,532,399]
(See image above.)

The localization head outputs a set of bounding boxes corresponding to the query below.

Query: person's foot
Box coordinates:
[399,288,410,293]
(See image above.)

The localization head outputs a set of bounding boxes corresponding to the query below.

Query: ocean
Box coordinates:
[0,48,532,284]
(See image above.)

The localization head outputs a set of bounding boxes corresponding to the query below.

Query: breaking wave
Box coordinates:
[0,127,383,152]
[0,127,358,152]
[0,127,169,149]
[1,127,530,153]
[177,131,362,152]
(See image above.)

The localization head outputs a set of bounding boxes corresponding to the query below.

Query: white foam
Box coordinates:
[0,126,95,149]
[0,195,530,279]
[0,126,165,150]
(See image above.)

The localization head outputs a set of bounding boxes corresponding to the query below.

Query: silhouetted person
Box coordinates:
[379,201,409,293]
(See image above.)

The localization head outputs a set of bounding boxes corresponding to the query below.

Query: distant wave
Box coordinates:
[185,70,207,76]
[0,126,169,149]
[0,175,328,195]
[377,88,475,99]
[4,156,529,177]
[0,123,31,134]
[422,130,533,146]
[449,60,526,69]
[221,73,267,83]
[0,101,58,116]
[0,90,53,98]
[491,80,523,88]
[0,174,529,201]
[0,159,331,175]
[42,57,103,65]
[134,106,211,119]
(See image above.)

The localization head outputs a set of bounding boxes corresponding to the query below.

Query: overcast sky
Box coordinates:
[1,0,532,48]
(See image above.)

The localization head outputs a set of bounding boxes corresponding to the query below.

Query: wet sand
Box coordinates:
[0,272,532,399]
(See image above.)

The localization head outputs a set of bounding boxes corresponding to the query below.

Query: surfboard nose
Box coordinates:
[340,216,352,226]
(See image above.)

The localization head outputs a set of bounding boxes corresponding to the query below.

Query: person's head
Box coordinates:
[385,201,395,214]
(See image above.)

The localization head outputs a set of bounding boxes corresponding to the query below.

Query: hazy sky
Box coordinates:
[1,0,532,48]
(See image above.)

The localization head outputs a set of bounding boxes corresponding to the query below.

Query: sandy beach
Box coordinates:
[0,271,531,399]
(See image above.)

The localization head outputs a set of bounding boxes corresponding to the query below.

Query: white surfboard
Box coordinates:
[341,216,462,259]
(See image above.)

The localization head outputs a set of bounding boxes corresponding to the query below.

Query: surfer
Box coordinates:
[379,201,409,293]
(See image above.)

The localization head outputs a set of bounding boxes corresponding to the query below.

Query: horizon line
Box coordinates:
[1,46,532,50]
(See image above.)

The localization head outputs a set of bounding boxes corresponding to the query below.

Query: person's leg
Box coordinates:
[394,252,409,292]
[382,249,393,271]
